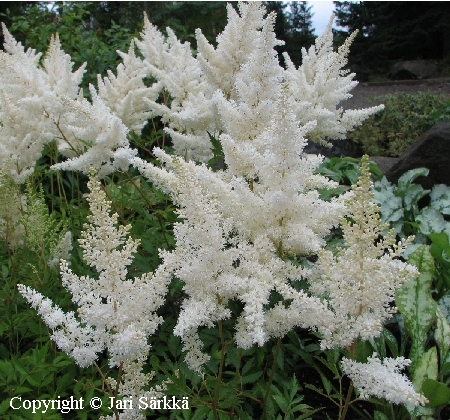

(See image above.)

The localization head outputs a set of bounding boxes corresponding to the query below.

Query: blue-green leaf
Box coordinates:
[430,184,450,215]
[396,246,437,367]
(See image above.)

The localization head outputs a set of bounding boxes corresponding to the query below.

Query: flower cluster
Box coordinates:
[135,3,382,162]
[0,25,135,181]
[341,354,428,406]
[308,155,417,349]
[132,3,383,372]
[18,172,168,418]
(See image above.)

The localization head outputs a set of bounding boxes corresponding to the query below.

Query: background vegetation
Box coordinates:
[348,92,450,157]
[333,1,450,81]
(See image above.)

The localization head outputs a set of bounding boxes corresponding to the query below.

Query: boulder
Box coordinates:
[304,138,362,158]
[384,119,450,189]
[389,60,437,80]
[369,156,398,174]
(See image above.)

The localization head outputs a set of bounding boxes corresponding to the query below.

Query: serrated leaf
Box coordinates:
[296,409,323,420]
[241,371,262,385]
[241,360,254,376]
[12,386,32,394]
[288,375,299,400]
[373,411,390,420]
[272,394,288,412]
[318,372,332,395]
[291,402,309,412]
[191,406,210,420]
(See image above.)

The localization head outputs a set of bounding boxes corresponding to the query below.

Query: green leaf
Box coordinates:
[241,371,262,385]
[396,246,437,367]
[403,184,429,214]
[430,184,450,215]
[354,339,373,363]
[397,167,429,189]
[429,232,450,268]
[382,328,399,358]
[0,399,11,415]
[412,347,438,391]
[191,406,211,420]
[416,208,446,235]
[435,306,450,361]
[421,379,450,407]
[373,411,390,420]
[272,394,288,412]
[438,292,450,321]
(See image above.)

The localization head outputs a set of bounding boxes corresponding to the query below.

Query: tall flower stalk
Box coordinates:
[18,171,168,419]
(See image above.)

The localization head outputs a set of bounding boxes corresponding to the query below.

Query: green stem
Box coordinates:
[212,320,226,420]
[340,339,358,420]
[339,381,354,420]
[263,337,282,419]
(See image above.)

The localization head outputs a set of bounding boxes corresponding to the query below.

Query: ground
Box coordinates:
[343,77,450,110]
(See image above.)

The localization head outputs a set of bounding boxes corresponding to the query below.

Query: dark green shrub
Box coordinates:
[348,92,450,157]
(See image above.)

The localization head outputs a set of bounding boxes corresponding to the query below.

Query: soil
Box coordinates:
[342,77,450,110]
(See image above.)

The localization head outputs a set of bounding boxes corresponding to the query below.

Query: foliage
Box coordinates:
[348,92,450,157]
[372,167,450,243]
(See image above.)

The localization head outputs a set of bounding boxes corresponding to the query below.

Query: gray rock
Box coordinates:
[389,60,437,80]
[369,156,398,174]
[303,138,362,158]
[384,119,450,189]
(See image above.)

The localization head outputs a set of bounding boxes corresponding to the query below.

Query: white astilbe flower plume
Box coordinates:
[196,2,271,97]
[50,86,137,177]
[134,150,304,370]
[18,171,169,418]
[0,25,135,181]
[0,24,76,182]
[131,3,381,163]
[309,155,417,349]
[41,33,86,98]
[96,40,159,134]
[283,16,384,145]
[133,88,347,371]
[341,354,427,406]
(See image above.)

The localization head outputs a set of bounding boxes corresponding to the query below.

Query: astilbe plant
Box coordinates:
[0,24,137,182]
[18,172,168,420]
[0,1,429,418]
